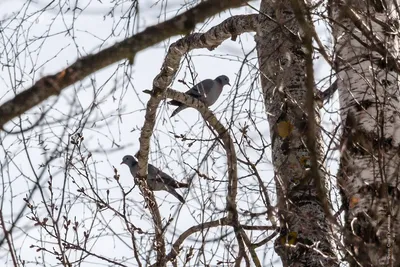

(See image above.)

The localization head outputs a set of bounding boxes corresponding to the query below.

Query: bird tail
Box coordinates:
[167,188,185,203]
[170,105,188,118]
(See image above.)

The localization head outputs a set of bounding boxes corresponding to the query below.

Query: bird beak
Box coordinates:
[228,82,231,86]
[120,162,123,165]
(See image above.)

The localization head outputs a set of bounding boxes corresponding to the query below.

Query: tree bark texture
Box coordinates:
[332,0,400,266]
[256,0,338,266]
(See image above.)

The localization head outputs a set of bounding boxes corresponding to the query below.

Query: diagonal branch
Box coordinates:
[0,0,251,130]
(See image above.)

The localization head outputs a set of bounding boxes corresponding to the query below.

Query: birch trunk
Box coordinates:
[255,0,338,266]
[331,0,400,266]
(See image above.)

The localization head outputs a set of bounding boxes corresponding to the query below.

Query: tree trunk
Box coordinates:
[255,0,338,266]
[331,0,400,266]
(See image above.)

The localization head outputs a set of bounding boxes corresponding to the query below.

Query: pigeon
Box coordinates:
[121,155,188,203]
[168,75,230,118]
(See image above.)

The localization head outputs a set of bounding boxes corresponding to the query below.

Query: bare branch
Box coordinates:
[164,88,261,266]
[135,13,258,266]
[0,209,18,267]
[0,0,251,129]
[160,217,231,265]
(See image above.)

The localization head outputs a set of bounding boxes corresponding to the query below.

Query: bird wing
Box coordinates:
[168,79,214,106]
[204,81,223,106]
[148,163,180,188]
[185,79,214,100]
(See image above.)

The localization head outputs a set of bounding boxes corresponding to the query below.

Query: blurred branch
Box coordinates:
[317,80,338,102]
[0,0,251,130]
[0,209,18,267]
[328,5,400,73]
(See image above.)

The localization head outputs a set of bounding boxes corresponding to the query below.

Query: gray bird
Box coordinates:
[120,155,188,203]
[168,75,230,118]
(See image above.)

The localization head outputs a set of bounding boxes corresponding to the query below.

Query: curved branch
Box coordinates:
[136,13,258,266]
[0,0,251,129]
[165,89,260,267]
[160,217,231,265]
[152,14,259,91]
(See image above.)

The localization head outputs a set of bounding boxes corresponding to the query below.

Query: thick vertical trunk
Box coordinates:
[255,1,337,266]
[332,0,400,266]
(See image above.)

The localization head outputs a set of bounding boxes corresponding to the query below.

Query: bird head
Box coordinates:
[121,155,137,166]
[216,75,230,86]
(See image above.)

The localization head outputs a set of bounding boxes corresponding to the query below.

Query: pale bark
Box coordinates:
[256,0,338,266]
[332,0,400,266]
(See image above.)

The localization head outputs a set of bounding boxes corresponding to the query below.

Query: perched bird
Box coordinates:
[120,155,188,203]
[168,75,230,118]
